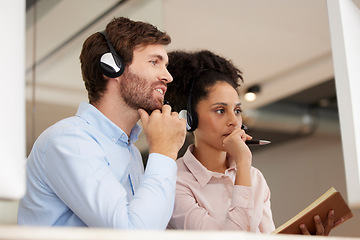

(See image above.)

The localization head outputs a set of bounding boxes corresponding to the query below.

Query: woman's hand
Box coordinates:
[300,210,345,235]
[223,128,253,187]
[222,128,252,166]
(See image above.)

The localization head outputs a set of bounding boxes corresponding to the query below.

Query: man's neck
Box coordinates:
[92,96,139,137]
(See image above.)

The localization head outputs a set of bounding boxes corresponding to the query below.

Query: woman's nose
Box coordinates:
[228,112,239,127]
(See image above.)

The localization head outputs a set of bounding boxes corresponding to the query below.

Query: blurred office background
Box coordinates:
[1,0,359,237]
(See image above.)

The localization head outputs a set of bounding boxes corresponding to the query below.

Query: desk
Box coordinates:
[0,225,358,240]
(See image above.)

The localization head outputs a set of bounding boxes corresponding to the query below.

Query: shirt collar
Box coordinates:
[183,144,238,187]
[76,102,141,146]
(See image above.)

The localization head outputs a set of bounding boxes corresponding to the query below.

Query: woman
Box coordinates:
[165,50,274,232]
[165,50,340,234]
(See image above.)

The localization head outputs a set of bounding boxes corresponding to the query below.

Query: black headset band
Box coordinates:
[187,78,196,119]
[100,31,118,58]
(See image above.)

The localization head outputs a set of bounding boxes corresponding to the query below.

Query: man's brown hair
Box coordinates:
[79,17,171,103]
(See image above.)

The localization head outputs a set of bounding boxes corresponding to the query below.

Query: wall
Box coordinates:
[253,125,360,237]
[0,201,19,224]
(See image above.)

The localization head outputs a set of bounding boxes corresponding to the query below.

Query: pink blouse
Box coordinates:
[168,145,275,232]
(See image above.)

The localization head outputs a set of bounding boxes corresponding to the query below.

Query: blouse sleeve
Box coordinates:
[259,187,276,233]
[226,184,275,232]
[226,169,275,232]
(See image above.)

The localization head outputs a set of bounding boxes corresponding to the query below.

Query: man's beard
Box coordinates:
[119,68,163,113]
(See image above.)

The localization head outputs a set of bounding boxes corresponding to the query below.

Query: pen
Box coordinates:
[245,139,271,145]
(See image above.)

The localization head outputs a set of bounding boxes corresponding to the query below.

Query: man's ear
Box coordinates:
[102,75,121,90]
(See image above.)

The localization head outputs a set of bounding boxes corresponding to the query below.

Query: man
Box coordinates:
[18,17,186,229]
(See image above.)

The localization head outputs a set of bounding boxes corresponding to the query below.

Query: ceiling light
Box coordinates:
[244,85,260,102]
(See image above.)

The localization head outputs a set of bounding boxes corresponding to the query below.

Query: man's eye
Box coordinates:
[150,60,157,65]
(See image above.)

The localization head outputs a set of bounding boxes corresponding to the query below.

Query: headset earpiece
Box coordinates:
[99,31,125,78]
[186,108,198,132]
[186,80,198,132]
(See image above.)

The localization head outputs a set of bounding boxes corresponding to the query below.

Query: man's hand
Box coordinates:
[138,105,186,160]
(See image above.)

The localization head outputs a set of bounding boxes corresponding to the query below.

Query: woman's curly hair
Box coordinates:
[165,50,244,114]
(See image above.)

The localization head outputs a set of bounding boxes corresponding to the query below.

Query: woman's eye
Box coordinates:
[150,60,157,65]
[235,109,242,114]
[216,109,224,114]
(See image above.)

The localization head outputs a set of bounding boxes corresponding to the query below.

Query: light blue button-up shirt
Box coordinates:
[18,102,177,229]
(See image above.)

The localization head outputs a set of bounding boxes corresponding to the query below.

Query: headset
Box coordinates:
[182,69,211,132]
[184,78,198,132]
[177,78,198,132]
[99,30,125,78]
[181,69,208,132]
